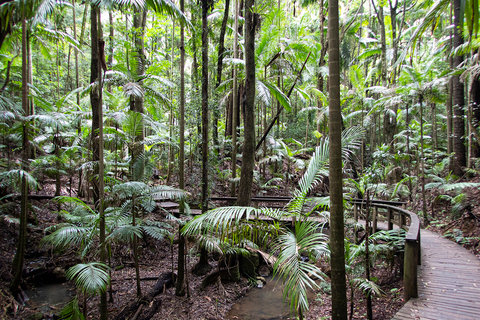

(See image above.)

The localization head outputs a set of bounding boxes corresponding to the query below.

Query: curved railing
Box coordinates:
[350,199,421,302]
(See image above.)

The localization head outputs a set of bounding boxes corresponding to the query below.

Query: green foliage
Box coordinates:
[273,220,328,315]
[59,297,85,320]
[66,262,109,295]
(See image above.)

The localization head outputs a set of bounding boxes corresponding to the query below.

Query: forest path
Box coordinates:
[392,229,480,320]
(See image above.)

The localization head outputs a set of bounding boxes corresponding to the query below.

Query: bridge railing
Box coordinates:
[350,199,421,302]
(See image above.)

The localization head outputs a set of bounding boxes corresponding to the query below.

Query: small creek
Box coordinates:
[24,282,75,313]
[226,277,292,320]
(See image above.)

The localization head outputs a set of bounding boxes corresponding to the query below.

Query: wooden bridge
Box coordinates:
[157,196,480,319]
[353,199,480,320]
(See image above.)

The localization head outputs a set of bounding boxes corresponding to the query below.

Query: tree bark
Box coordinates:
[175,0,186,297]
[130,7,147,180]
[10,9,29,299]
[90,6,107,319]
[237,0,256,207]
[452,0,466,176]
[329,0,348,318]
[214,0,231,151]
[231,0,240,197]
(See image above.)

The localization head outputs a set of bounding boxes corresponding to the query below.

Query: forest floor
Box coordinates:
[0,173,479,319]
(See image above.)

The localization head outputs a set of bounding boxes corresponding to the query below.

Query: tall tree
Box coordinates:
[10,3,29,299]
[130,6,147,179]
[230,0,239,197]
[89,4,107,319]
[237,0,256,206]
[175,0,186,297]
[213,0,231,150]
[329,0,348,317]
[194,0,213,275]
[452,0,466,176]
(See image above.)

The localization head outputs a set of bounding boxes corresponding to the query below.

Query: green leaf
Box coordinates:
[259,80,291,112]
[66,262,109,295]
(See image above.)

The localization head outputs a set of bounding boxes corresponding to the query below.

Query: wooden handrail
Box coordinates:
[349,199,420,302]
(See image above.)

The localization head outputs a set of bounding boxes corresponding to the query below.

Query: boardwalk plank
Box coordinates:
[392,229,480,319]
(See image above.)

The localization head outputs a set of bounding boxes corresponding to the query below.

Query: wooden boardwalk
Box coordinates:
[392,229,480,320]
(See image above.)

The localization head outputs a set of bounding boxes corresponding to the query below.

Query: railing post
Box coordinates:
[404,238,419,301]
[400,213,406,228]
[418,230,421,265]
[387,208,393,230]
[372,207,378,234]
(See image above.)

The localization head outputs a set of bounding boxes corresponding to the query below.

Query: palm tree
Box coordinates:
[328,0,348,317]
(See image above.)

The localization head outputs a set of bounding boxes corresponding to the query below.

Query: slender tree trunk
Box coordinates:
[237,0,256,207]
[175,0,186,297]
[372,0,387,86]
[365,198,372,320]
[201,0,209,213]
[132,199,142,298]
[214,0,231,153]
[90,6,107,319]
[194,0,213,276]
[108,10,114,68]
[420,95,427,223]
[167,20,175,183]
[130,7,147,180]
[329,0,348,317]
[230,0,239,197]
[10,10,29,299]
[447,4,454,159]
[452,0,466,176]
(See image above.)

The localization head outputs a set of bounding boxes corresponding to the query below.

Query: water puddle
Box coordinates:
[24,282,75,313]
[226,277,293,320]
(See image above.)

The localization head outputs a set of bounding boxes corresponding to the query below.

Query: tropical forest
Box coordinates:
[1,0,480,319]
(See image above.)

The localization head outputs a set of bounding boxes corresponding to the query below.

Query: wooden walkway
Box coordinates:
[392,229,480,320]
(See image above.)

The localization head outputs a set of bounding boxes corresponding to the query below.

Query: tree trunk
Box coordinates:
[213,0,231,152]
[10,10,29,299]
[420,96,427,223]
[130,7,147,180]
[90,6,107,319]
[452,0,466,176]
[201,0,209,212]
[237,0,256,207]
[175,0,186,297]
[194,0,213,275]
[230,0,239,197]
[329,0,348,317]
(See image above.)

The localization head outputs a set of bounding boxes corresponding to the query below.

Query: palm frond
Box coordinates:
[182,206,257,237]
[0,169,39,191]
[66,262,109,295]
[260,80,291,112]
[41,225,91,250]
[106,225,143,243]
[352,278,383,298]
[272,220,327,315]
[151,185,188,201]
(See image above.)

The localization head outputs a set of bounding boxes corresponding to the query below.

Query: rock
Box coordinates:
[256,280,263,288]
